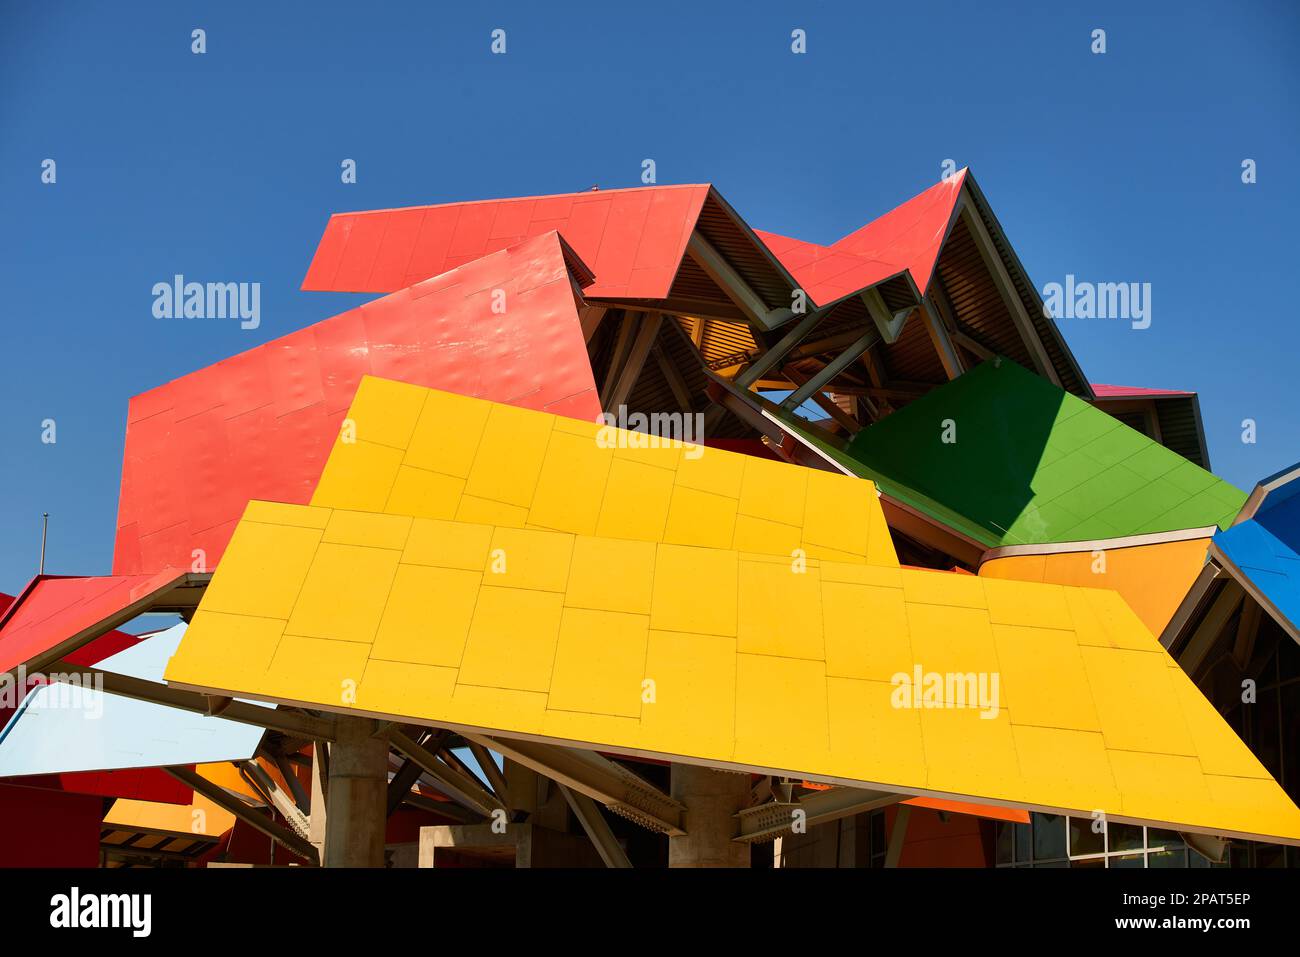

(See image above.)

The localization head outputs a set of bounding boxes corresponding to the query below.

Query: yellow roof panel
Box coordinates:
[165,502,1300,845]
[308,375,897,567]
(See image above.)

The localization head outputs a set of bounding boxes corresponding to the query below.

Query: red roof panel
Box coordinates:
[829,170,966,294]
[0,569,182,675]
[114,231,600,576]
[1092,383,1195,398]
[754,229,903,306]
[0,586,193,806]
[300,185,711,300]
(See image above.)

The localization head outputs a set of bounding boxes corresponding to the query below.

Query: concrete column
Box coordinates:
[308,742,328,861]
[668,764,750,868]
[324,718,388,867]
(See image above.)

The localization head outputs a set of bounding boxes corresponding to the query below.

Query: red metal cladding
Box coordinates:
[114,230,601,577]
[0,582,193,805]
[0,586,145,728]
[3,770,193,806]
[301,184,711,300]
[0,784,103,867]
[1092,383,1195,398]
[0,570,182,675]
[829,170,967,295]
[754,230,904,307]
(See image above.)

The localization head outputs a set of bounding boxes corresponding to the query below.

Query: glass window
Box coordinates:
[1033,814,1066,861]
[1254,844,1286,868]
[1148,848,1187,868]
[1069,815,1105,856]
[1258,681,1282,778]
[1111,854,1144,868]
[994,822,1013,865]
[1109,823,1144,851]
[1148,828,1182,847]
[1013,822,1031,862]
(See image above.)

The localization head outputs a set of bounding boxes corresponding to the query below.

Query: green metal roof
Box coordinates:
[770,359,1245,549]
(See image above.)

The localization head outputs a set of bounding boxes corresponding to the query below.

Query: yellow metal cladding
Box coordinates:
[979,537,1211,636]
[165,502,1300,845]
[308,375,897,566]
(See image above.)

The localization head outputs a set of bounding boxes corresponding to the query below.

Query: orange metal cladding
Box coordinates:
[113,231,600,577]
[301,185,711,299]
[799,781,1029,824]
[979,538,1212,637]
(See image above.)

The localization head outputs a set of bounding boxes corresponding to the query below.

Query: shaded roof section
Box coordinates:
[0,624,263,778]
[114,231,600,577]
[164,501,1300,846]
[302,185,711,300]
[1212,462,1300,636]
[0,569,203,676]
[828,169,966,294]
[1090,385,1209,468]
[735,359,1244,550]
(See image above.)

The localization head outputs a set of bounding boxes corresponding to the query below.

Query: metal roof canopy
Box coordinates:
[159,377,1300,847]
[165,500,1300,848]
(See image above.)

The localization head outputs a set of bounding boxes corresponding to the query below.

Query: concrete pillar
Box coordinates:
[324,718,388,867]
[669,764,750,868]
[308,742,328,861]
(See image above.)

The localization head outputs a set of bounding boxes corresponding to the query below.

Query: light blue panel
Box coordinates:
[0,624,264,777]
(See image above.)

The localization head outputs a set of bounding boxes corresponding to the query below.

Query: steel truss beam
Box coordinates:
[733,786,903,844]
[467,734,686,836]
[164,765,319,865]
[48,659,337,740]
[559,784,633,868]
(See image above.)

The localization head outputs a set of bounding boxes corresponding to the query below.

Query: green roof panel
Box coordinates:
[770,359,1245,549]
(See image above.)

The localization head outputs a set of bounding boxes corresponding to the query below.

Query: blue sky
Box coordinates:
[1,1,1297,594]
